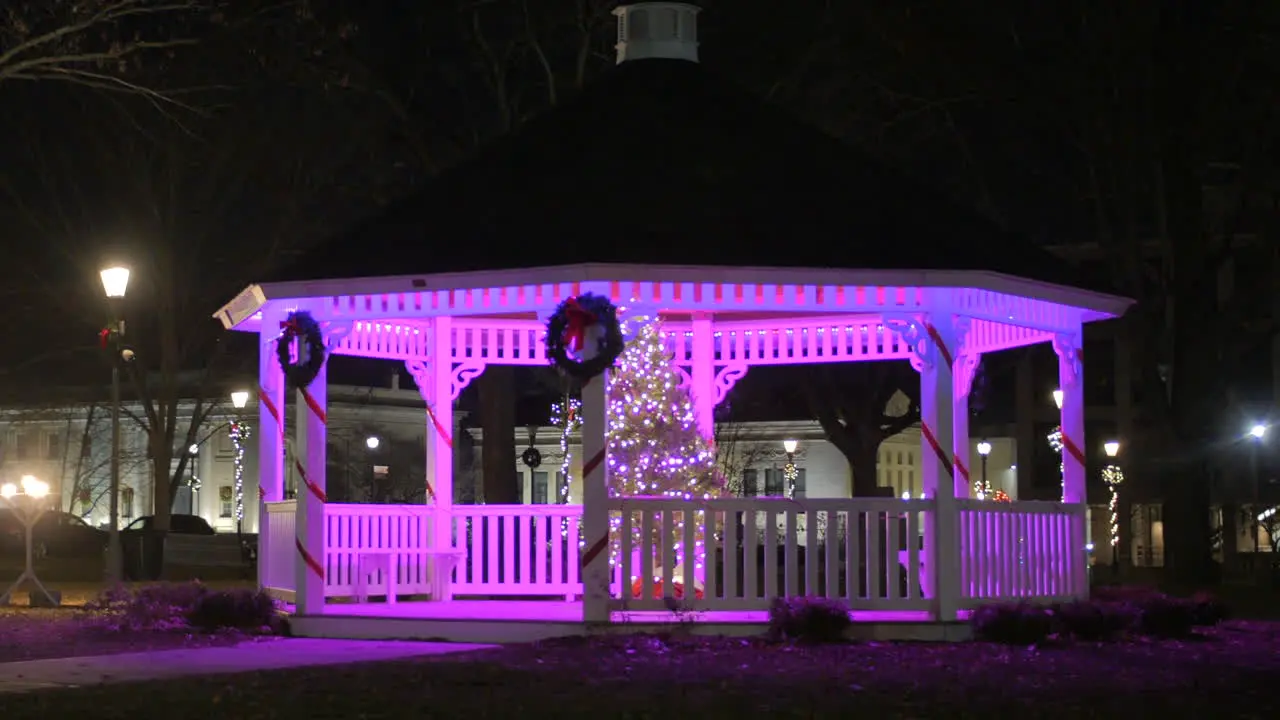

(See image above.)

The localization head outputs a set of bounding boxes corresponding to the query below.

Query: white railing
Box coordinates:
[450,504,584,597]
[261,501,297,598]
[256,497,1085,610]
[956,499,1087,605]
[324,503,437,597]
[610,497,932,612]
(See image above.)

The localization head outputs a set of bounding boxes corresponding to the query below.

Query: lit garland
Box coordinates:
[1101,463,1124,547]
[229,421,251,523]
[551,397,582,504]
[606,315,724,587]
[1047,425,1064,501]
[783,461,799,499]
[991,489,1011,503]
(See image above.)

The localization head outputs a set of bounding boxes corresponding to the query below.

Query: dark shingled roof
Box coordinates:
[276,58,1079,288]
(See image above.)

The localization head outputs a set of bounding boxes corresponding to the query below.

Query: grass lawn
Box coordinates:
[0,579,257,662]
[4,623,1280,719]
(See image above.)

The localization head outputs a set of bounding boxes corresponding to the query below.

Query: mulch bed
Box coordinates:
[3,621,1280,719]
[0,609,244,663]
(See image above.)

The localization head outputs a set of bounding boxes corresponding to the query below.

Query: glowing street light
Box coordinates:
[1101,440,1123,572]
[365,436,381,450]
[1249,424,1267,440]
[1104,441,1120,458]
[975,440,992,499]
[0,475,58,606]
[99,266,131,299]
[231,390,251,409]
[782,439,799,498]
[1247,423,1268,552]
[1052,389,1064,410]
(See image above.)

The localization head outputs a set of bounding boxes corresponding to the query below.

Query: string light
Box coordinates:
[1101,464,1124,547]
[229,421,251,523]
[551,397,582,505]
[1047,425,1064,501]
[605,315,724,584]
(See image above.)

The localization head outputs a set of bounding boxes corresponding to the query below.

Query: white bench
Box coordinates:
[355,548,466,604]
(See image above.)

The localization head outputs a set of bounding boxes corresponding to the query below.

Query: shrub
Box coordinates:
[1189,591,1228,626]
[1135,595,1197,638]
[1091,585,1162,603]
[84,582,212,632]
[83,583,282,635]
[187,589,279,632]
[768,596,851,643]
[1054,600,1137,641]
[971,603,1053,645]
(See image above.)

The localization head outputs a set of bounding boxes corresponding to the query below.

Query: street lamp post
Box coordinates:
[0,476,58,606]
[100,265,130,586]
[976,441,992,499]
[782,439,799,498]
[230,390,252,537]
[1248,424,1267,553]
[1049,389,1065,501]
[1102,440,1123,575]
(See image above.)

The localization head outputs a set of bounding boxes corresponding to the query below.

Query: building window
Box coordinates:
[741,469,758,497]
[121,487,135,519]
[219,486,233,518]
[46,432,63,460]
[14,431,36,460]
[764,468,784,496]
[531,471,549,504]
[794,468,807,499]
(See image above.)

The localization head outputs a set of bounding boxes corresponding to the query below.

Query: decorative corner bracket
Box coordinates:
[886,314,972,376]
[1052,332,1083,388]
[404,360,431,401]
[712,363,748,405]
[673,364,692,391]
[450,362,485,401]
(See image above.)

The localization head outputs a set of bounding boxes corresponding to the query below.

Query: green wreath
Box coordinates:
[276,311,326,389]
[545,293,624,380]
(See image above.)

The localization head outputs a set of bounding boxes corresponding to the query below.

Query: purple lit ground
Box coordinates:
[4,622,1279,718]
[311,599,947,625]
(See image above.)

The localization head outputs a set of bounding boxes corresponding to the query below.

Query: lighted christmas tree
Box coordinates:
[606,316,724,597]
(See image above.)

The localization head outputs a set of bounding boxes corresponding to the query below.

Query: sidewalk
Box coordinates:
[0,638,494,693]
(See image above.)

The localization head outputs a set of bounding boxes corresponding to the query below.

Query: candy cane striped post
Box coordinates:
[294,371,328,615]
[580,369,612,623]
[911,313,962,621]
[256,316,287,592]
[1054,333,1089,598]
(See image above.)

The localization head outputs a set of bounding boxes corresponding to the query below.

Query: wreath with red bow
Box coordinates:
[276,311,327,389]
[545,293,624,380]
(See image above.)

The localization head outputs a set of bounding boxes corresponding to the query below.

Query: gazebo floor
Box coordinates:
[283,599,973,644]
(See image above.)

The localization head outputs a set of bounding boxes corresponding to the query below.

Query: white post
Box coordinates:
[953,368,973,499]
[293,359,327,614]
[580,369,611,623]
[913,314,961,622]
[689,312,716,441]
[1054,331,1089,596]
[426,317,455,599]
[257,310,286,590]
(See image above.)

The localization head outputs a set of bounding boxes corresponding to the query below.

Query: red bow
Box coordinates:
[279,318,299,336]
[561,298,597,353]
[98,328,111,349]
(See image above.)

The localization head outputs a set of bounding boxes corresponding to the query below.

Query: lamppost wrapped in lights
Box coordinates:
[1049,389,1065,500]
[782,439,799,498]
[1102,441,1123,567]
[229,390,252,533]
[976,440,992,498]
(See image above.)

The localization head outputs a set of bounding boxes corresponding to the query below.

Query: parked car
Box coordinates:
[122,514,217,535]
[0,509,107,559]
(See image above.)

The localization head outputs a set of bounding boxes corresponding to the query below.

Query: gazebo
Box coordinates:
[215,3,1131,642]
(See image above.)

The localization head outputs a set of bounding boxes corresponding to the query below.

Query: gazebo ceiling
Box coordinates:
[268,55,1100,294]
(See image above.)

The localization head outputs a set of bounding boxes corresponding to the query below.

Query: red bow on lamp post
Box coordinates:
[560,298,597,353]
[98,328,111,349]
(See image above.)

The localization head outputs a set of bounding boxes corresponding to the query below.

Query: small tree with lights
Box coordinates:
[607,316,725,598]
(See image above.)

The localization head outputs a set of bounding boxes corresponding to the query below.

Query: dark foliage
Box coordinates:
[768,596,852,643]
[1054,600,1138,641]
[971,602,1054,645]
[188,589,281,633]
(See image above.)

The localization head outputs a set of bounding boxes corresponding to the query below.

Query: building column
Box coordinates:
[953,351,979,499]
[580,369,611,623]
[1054,330,1089,596]
[426,317,455,598]
[257,309,286,590]
[293,355,327,615]
[898,311,963,622]
[689,313,716,441]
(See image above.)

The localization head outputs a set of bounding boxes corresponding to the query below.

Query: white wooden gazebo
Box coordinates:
[216,264,1129,641]
[213,3,1133,642]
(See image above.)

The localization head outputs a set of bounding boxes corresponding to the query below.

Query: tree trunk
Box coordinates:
[848,441,881,497]
[478,366,519,504]
[152,438,173,531]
